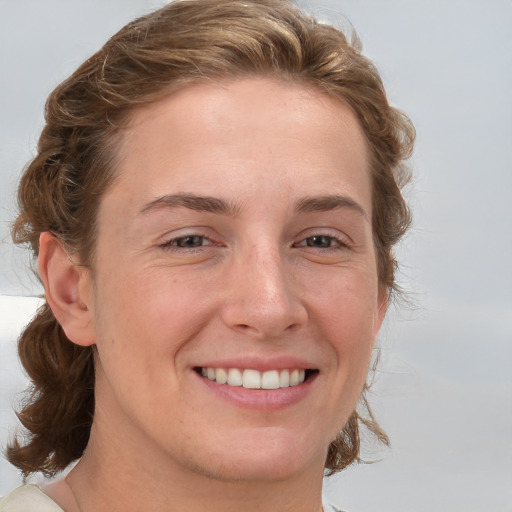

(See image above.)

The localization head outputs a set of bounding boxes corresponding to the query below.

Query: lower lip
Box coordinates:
[196,371,317,411]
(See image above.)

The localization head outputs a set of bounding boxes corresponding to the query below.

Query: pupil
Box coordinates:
[307,236,330,248]
[178,236,202,247]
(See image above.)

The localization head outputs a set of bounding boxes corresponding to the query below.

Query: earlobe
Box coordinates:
[38,232,96,347]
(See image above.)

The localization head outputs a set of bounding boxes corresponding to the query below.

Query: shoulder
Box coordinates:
[0,485,64,512]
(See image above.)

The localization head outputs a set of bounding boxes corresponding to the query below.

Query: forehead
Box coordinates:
[123,77,367,154]
[106,77,371,214]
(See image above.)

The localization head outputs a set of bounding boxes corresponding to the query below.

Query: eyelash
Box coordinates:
[159,234,213,251]
[293,234,349,251]
[159,233,349,253]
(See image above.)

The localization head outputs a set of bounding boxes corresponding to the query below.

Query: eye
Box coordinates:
[295,234,346,250]
[160,234,211,250]
[304,235,339,248]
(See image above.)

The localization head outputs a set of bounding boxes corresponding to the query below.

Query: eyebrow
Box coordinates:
[295,195,368,219]
[139,194,241,216]
[139,193,367,219]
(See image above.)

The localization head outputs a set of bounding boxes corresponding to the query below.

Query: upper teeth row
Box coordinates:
[201,368,306,389]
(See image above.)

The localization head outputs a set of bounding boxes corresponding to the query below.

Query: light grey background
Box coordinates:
[1,1,511,510]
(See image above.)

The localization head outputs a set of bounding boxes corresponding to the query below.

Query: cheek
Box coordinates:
[91,268,216,366]
[311,270,380,386]
[324,301,376,377]
[311,267,380,337]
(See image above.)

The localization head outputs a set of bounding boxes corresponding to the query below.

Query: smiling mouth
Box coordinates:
[195,367,318,390]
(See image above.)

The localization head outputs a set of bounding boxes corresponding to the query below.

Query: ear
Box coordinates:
[38,232,96,347]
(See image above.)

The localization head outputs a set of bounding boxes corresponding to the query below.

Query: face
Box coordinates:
[84,78,386,482]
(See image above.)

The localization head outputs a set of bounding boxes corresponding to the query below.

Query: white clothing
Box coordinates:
[0,485,64,512]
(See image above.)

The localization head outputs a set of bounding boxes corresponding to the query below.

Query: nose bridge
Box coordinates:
[249,243,288,309]
[222,239,306,337]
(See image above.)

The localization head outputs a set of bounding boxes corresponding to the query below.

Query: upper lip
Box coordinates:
[194,355,318,372]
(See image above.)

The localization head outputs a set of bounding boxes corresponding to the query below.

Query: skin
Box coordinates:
[39,78,386,512]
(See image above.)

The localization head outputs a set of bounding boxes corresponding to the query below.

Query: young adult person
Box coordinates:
[1,1,414,511]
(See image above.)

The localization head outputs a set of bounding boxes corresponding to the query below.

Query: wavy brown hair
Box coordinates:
[8,0,414,478]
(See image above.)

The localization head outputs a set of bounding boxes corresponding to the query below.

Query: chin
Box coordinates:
[181,429,327,483]
[187,456,316,483]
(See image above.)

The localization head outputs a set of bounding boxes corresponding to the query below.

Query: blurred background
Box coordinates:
[1,1,511,510]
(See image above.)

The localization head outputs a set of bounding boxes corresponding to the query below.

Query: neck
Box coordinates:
[62,422,325,512]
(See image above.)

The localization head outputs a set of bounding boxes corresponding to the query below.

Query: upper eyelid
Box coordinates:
[293,234,349,248]
[155,226,353,245]
[157,226,214,242]
[162,234,207,244]
[160,233,213,246]
[293,227,353,245]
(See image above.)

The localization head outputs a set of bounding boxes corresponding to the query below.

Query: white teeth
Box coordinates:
[200,367,310,389]
[261,370,280,389]
[227,368,243,386]
[242,369,261,389]
[279,370,290,388]
[216,368,228,384]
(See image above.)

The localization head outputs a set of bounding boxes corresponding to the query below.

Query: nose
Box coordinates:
[220,244,308,339]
